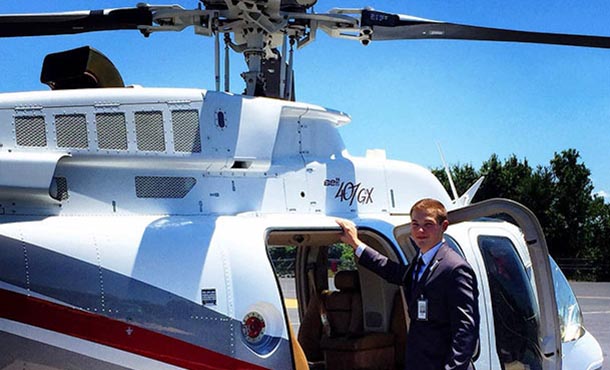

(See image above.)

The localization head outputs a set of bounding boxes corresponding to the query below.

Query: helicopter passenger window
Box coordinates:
[478,235,542,370]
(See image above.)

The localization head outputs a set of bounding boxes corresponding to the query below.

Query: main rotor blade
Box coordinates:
[0,7,153,37]
[362,10,610,49]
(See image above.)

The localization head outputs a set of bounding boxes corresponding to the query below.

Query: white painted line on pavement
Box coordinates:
[577,296,610,300]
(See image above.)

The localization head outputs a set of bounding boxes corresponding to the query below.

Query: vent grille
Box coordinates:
[15,116,47,147]
[135,111,165,152]
[172,110,201,153]
[56,114,88,148]
[96,113,127,150]
[135,176,196,198]
[50,176,69,201]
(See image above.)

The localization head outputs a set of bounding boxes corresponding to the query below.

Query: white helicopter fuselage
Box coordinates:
[0,87,449,214]
[0,87,602,370]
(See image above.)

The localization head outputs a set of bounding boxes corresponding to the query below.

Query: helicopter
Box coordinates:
[0,1,607,370]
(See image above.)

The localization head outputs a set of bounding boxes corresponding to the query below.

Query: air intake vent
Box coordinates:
[172,110,201,153]
[96,113,127,150]
[135,111,165,152]
[135,176,196,198]
[15,116,47,147]
[56,114,88,148]
[50,177,69,201]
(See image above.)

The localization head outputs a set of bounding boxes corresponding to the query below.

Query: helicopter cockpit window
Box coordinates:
[549,256,584,342]
[478,235,542,370]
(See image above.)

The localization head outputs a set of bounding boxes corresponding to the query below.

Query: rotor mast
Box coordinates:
[219,0,304,98]
[242,28,271,96]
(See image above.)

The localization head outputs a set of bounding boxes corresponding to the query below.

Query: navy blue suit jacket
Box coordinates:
[359,243,479,370]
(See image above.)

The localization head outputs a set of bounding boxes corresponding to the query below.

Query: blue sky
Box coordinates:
[1,1,609,200]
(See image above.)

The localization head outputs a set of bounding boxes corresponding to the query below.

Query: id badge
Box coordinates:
[417,296,428,321]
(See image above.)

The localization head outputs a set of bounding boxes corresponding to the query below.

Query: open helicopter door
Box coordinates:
[394,198,561,370]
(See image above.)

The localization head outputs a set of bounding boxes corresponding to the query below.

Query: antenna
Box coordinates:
[436,142,459,201]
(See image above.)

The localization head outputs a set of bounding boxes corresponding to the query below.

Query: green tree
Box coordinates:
[518,166,555,238]
[432,163,479,197]
[476,154,533,201]
[432,149,610,280]
[584,197,610,280]
[547,149,595,260]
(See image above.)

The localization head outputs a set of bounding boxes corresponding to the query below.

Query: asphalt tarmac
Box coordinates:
[570,282,610,365]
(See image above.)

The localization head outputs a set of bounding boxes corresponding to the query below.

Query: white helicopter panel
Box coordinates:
[0,212,289,369]
[383,158,453,214]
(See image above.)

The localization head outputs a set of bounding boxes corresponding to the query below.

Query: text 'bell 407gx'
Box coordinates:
[0,1,606,370]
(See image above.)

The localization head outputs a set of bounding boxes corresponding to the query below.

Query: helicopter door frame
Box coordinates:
[394,198,561,370]
[265,226,408,367]
[269,227,406,332]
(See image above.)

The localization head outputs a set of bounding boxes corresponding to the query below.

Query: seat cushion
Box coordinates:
[324,341,395,370]
[322,288,364,336]
[334,270,360,291]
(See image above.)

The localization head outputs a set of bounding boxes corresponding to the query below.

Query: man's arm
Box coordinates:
[336,219,410,285]
[445,264,480,370]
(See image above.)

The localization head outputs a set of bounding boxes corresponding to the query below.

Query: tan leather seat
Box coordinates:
[298,293,325,363]
[299,270,395,370]
[321,270,364,337]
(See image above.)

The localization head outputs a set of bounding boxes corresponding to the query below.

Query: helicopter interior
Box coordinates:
[267,230,410,370]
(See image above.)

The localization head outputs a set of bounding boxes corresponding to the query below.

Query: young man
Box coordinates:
[336,198,479,370]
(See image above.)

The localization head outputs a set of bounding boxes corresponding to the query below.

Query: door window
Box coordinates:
[478,235,542,370]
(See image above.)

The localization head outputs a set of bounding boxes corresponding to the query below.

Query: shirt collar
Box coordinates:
[420,240,443,266]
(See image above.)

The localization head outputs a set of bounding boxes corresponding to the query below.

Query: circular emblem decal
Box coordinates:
[241,311,266,344]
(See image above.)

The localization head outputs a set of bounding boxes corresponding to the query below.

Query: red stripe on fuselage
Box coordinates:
[0,288,269,370]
